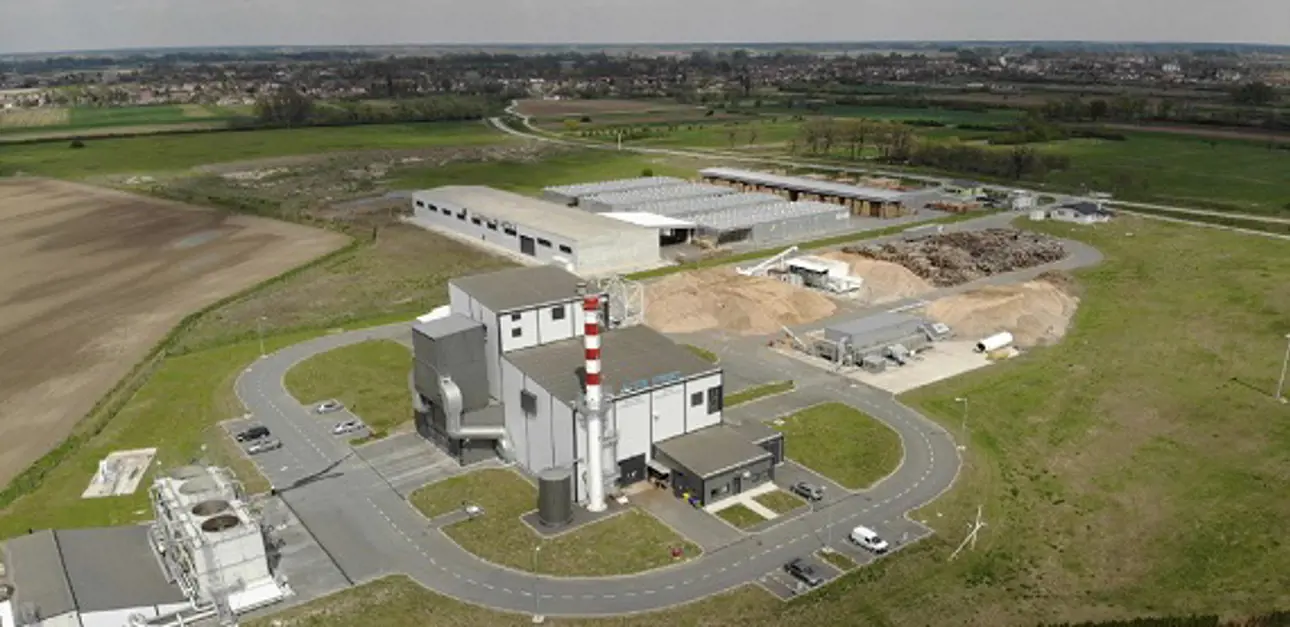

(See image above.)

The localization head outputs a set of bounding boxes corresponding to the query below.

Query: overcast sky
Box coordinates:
[1,0,1288,55]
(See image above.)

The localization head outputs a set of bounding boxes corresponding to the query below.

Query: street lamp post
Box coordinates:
[954,397,969,451]
[532,546,544,624]
[257,316,267,358]
[1276,333,1290,404]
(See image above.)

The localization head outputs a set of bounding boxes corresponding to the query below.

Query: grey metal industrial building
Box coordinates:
[410,186,661,276]
[579,183,734,214]
[627,191,784,218]
[690,200,851,245]
[822,313,951,370]
[2,526,190,627]
[542,176,686,206]
[411,265,782,508]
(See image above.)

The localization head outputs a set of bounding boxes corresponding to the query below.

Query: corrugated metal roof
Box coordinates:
[826,312,929,337]
[4,530,75,619]
[583,183,734,210]
[503,325,718,407]
[654,425,772,479]
[628,192,784,217]
[543,177,687,198]
[600,212,696,229]
[690,201,848,232]
[700,167,908,202]
[413,186,651,242]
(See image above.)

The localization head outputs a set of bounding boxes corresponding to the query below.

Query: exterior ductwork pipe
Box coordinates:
[581,282,607,512]
[419,372,506,439]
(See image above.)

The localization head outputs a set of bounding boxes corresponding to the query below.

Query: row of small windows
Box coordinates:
[418,199,573,256]
[521,385,722,418]
[507,306,570,339]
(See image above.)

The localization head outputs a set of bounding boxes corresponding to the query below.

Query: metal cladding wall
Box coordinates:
[746,209,850,243]
[412,321,489,411]
[537,467,574,527]
[701,457,776,505]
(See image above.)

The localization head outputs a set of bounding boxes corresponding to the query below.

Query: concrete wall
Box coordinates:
[498,302,580,353]
[412,194,658,275]
[650,385,686,444]
[684,373,723,432]
[501,358,529,469]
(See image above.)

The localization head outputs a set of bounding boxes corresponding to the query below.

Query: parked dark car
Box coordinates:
[784,558,824,587]
[235,425,270,442]
[791,481,825,501]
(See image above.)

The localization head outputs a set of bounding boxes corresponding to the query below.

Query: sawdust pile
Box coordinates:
[645,268,837,335]
[924,278,1079,347]
[818,252,934,304]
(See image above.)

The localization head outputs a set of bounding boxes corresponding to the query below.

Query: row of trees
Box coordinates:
[1036,91,1287,131]
[250,88,501,129]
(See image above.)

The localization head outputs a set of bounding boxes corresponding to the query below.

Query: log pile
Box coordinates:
[843,228,1066,287]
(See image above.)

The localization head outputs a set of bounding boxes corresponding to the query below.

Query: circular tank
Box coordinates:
[537,467,573,528]
[190,499,232,517]
[169,466,206,480]
[200,514,242,533]
[179,476,220,496]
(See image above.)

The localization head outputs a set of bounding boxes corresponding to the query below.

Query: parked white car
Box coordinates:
[849,526,890,554]
[332,419,364,435]
[315,400,344,414]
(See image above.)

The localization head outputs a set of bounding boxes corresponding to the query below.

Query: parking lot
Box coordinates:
[756,553,845,600]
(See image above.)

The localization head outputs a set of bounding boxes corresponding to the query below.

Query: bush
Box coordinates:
[641,167,654,176]
[69,139,86,149]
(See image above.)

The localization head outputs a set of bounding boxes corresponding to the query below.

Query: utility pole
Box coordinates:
[1276,333,1290,404]
[948,505,987,561]
[257,316,267,358]
[532,545,544,624]
[954,397,969,452]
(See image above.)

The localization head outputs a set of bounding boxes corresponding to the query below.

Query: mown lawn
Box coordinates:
[774,403,904,490]
[0,120,510,177]
[753,489,807,515]
[410,468,699,576]
[715,503,765,529]
[726,381,795,408]
[284,339,412,439]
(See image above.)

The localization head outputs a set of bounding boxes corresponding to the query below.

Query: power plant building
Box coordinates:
[412,265,782,507]
[410,186,661,277]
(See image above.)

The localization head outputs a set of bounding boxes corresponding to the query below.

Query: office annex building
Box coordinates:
[411,266,783,506]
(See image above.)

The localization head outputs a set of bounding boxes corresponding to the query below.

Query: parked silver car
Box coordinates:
[247,438,282,455]
[332,419,364,435]
[315,400,345,414]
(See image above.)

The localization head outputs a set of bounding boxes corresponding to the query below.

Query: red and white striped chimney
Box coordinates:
[581,285,607,512]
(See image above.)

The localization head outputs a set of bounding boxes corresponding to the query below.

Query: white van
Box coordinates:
[849,526,890,554]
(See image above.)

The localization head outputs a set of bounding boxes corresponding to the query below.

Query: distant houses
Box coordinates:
[1036,201,1114,225]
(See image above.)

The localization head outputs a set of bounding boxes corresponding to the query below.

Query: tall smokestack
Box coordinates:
[580,282,607,512]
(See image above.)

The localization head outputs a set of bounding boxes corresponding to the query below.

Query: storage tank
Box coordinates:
[976,332,1015,353]
[537,467,574,528]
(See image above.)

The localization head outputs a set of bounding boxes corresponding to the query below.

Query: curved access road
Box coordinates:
[236,324,962,616]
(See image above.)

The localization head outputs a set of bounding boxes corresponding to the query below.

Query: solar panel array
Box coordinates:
[582,183,734,212]
[628,192,785,217]
[690,200,849,232]
[542,176,685,200]
[700,166,908,202]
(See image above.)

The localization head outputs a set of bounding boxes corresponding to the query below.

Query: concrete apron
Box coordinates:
[704,482,781,519]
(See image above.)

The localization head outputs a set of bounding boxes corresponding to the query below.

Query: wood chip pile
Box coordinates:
[843,228,1066,287]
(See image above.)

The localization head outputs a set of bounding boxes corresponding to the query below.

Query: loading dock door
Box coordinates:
[618,454,646,487]
[520,235,536,256]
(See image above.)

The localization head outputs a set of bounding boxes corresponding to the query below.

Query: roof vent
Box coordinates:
[200,514,242,534]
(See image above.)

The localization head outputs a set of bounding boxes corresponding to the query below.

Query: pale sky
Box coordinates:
[1,0,1288,55]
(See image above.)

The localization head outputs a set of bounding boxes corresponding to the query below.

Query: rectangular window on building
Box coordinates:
[471,217,482,226]
[706,385,723,414]
[690,391,703,407]
[503,225,517,236]
[537,238,552,248]
[415,200,424,208]
[511,313,521,321]
[551,306,566,320]
[559,244,573,254]
[520,390,537,416]
[457,211,466,221]
[511,327,522,338]
[441,207,450,215]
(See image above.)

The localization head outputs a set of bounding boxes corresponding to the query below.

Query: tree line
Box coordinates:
[249,88,503,129]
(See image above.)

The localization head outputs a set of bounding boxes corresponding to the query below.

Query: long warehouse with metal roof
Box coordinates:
[691,200,850,245]
[542,176,687,206]
[410,186,660,276]
[628,191,785,218]
[700,166,911,217]
[580,183,734,213]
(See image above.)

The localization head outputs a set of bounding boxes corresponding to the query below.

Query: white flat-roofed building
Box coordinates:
[409,186,661,277]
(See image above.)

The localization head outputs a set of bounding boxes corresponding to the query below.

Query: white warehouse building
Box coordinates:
[409,186,661,277]
[412,266,783,506]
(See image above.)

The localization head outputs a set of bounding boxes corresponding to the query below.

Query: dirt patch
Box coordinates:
[644,268,836,335]
[817,252,933,304]
[0,178,348,486]
[923,279,1079,347]
[515,98,700,118]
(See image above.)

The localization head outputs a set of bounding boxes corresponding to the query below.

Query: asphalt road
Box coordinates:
[236,328,961,616]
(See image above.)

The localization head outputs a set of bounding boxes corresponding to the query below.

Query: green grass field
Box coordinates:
[725,381,795,408]
[0,120,509,177]
[283,339,412,440]
[410,469,698,576]
[753,489,807,515]
[716,503,765,529]
[0,330,328,539]
[391,149,712,194]
[774,403,904,490]
[682,344,720,363]
[818,549,857,572]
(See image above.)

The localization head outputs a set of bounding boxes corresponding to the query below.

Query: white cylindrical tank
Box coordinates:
[976,332,1014,353]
